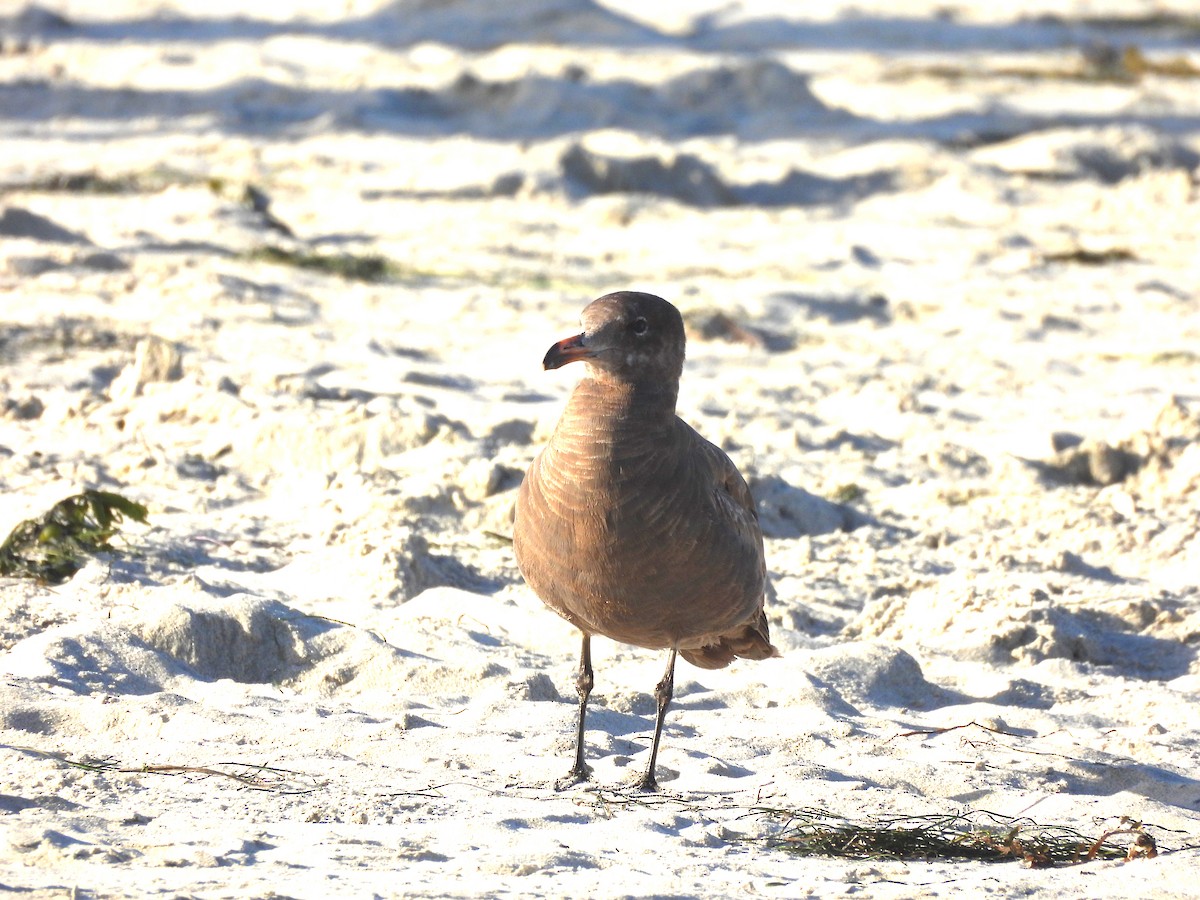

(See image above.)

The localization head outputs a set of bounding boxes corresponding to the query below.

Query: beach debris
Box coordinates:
[5,165,199,194]
[11,745,321,794]
[752,807,1171,867]
[1042,246,1137,265]
[245,245,404,283]
[0,490,149,584]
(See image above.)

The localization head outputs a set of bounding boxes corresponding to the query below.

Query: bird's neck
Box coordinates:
[544,376,682,491]
[566,375,678,430]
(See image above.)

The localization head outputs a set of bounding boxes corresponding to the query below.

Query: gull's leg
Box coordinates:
[557,632,593,788]
[636,648,677,792]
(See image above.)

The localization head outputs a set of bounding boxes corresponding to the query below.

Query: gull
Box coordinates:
[514,291,778,790]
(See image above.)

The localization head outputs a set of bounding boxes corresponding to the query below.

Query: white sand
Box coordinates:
[1,0,1199,896]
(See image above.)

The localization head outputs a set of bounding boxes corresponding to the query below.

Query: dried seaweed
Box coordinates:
[1042,247,1138,265]
[747,807,1170,867]
[831,483,865,503]
[245,245,405,283]
[3,166,202,194]
[887,44,1200,86]
[0,490,149,584]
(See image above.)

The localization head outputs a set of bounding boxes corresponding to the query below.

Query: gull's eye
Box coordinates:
[630,317,649,336]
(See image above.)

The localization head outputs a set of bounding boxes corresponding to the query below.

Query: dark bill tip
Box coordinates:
[543,333,591,370]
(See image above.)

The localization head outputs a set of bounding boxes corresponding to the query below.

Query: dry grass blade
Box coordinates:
[8,745,322,794]
[745,807,1181,867]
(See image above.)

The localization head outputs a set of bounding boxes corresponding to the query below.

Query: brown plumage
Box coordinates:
[513,291,779,790]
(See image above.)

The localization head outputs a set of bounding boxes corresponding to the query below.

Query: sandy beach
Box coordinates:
[1,1,1199,896]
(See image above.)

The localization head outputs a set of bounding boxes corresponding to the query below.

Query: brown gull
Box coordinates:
[513,291,779,790]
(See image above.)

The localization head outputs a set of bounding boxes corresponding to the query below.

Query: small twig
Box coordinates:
[891,720,1030,741]
[301,612,357,628]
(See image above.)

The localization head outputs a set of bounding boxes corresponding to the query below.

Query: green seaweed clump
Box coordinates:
[0,490,149,584]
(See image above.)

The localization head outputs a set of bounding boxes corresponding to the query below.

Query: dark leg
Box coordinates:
[636,648,677,792]
[557,633,593,789]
